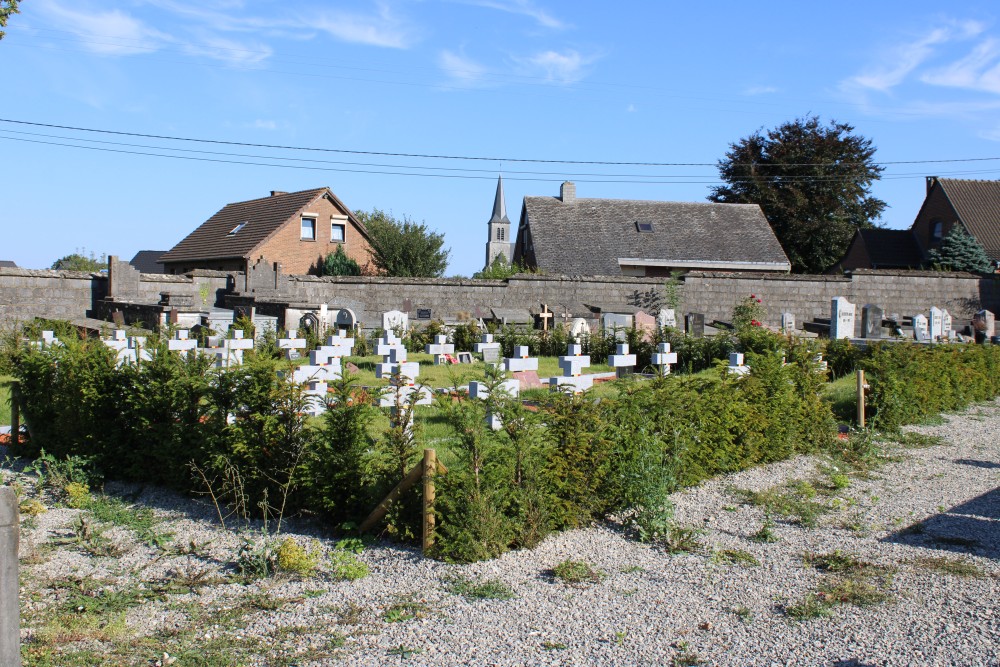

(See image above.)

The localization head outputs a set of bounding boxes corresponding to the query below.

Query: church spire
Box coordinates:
[489,174,510,224]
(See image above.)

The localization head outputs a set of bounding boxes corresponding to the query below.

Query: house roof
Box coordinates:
[0,261,17,268]
[129,250,168,274]
[937,178,1000,259]
[518,194,790,275]
[160,188,369,264]
[856,229,923,268]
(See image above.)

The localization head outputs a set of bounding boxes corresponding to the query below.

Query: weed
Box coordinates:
[276,537,322,577]
[245,592,283,611]
[750,516,779,543]
[722,505,737,512]
[614,629,628,645]
[735,481,831,527]
[329,543,370,581]
[51,515,123,558]
[156,564,220,594]
[444,574,516,601]
[19,497,46,516]
[64,482,90,509]
[86,495,172,548]
[828,472,851,490]
[383,599,429,623]
[335,601,366,625]
[783,593,832,620]
[895,432,945,449]
[235,533,278,582]
[802,550,872,573]
[663,524,704,554]
[672,641,705,666]
[912,556,984,578]
[542,641,567,650]
[302,589,326,598]
[551,560,605,586]
[730,605,753,622]
[387,645,423,659]
[712,549,760,567]
[819,573,892,606]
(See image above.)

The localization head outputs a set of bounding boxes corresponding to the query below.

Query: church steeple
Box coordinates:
[485,175,513,269]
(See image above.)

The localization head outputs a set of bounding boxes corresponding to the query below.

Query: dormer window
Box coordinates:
[636,221,654,233]
[228,222,248,235]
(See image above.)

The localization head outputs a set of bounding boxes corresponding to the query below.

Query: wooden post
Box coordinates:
[856,369,866,428]
[359,462,424,534]
[422,449,436,554]
[0,487,21,667]
[9,382,19,450]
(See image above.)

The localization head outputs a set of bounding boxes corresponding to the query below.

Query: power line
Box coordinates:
[4,117,1000,169]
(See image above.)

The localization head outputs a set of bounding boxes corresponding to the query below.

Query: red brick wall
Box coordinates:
[836,233,872,272]
[255,195,373,275]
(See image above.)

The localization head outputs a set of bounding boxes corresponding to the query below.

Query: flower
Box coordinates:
[756,298,762,303]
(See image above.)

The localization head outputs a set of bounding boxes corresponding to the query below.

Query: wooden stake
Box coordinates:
[856,369,866,428]
[422,449,436,554]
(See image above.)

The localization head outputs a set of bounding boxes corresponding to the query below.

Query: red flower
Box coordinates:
[756,298,762,303]
[750,294,757,299]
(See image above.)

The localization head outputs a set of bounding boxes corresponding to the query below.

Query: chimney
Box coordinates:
[270,190,287,197]
[559,181,576,204]
[926,177,938,197]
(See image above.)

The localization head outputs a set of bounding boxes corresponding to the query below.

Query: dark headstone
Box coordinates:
[685,313,705,338]
[107,255,141,301]
[861,304,883,339]
[112,310,125,326]
[481,347,500,363]
[456,352,473,364]
[335,308,356,329]
[417,309,432,320]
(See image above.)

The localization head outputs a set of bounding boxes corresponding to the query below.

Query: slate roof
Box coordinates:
[937,178,1000,260]
[160,188,369,264]
[516,195,790,276]
[856,229,923,268]
[129,250,168,274]
[0,261,17,268]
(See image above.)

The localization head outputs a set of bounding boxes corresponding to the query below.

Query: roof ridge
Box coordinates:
[525,195,760,207]
[224,187,328,207]
[937,177,1000,185]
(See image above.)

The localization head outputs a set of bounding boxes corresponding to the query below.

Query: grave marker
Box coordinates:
[781,312,796,333]
[651,342,677,376]
[657,308,677,329]
[929,306,945,341]
[425,334,455,365]
[608,343,637,378]
[974,309,995,343]
[382,310,409,333]
[727,352,749,376]
[861,304,883,339]
[912,314,930,343]
[503,345,538,373]
[830,297,856,340]
[685,313,705,338]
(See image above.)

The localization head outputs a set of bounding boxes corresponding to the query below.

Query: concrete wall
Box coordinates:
[2,266,997,333]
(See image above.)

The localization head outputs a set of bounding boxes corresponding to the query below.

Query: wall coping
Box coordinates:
[0,267,104,279]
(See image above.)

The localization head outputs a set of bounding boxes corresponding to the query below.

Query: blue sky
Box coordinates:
[4,1,1000,275]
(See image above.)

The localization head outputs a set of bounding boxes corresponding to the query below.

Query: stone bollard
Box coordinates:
[0,487,19,667]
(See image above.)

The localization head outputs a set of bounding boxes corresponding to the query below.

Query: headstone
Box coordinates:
[551,343,593,393]
[651,342,677,376]
[685,313,705,338]
[602,312,632,331]
[335,308,356,330]
[830,297,856,340]
[457,352,473,364]
[861,304,883,339]
[634,311,656,341]
[781,312,796,333]
[929,307,945,341]
[727,352,749,376]
[973,309,995,343]
[942,309,953,340]
[569,318,591,341]
[511,370,544,390]
[425,334,455,365]
[481,347,500,363]
[503,345,538,373]
[468,379,520,400]
[168,329,197,354]
[912,314,930,343]
[657,308,677,329]
[474,333,502,362]
[382,310,409,333]
[608,343,637,377]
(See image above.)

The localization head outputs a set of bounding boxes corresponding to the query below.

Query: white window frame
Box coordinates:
[301,215,317,241]
[331,215,348,243]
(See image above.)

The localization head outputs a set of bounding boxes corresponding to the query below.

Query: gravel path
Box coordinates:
[13,399,1000,666]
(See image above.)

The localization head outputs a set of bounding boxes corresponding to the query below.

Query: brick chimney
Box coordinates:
[926,176,938,196]
[559,181,576,204]
[270,190,287,197]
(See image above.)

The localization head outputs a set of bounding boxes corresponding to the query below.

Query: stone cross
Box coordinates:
[651,342,677,376]
[551,343,593,393]
[608,343,637,378]
[727,352,749,376]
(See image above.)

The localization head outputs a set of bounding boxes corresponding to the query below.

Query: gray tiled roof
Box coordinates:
[129,250,168,274]
[938,179,1000,260]
[857,229,923,268]
[517,196,790,276]
[161,188,369,264]
[0,260,17,268]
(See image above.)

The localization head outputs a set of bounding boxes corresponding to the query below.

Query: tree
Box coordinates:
[709,116,887,274]
[472,254,530,280]
[0,1,20,40]
[51,251,106,272]
[357,208,450,277]
[927,226,995,274]
[320,246,361,276]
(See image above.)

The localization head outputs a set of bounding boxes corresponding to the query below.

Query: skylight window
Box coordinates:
[229,222,248,235]
[635,221,654,233]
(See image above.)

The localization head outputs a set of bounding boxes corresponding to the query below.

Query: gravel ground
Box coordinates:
[11,399,1000,667]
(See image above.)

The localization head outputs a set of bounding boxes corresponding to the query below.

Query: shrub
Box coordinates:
[329,546,370,581]
[276,537,322,577]
[236,534,279,581]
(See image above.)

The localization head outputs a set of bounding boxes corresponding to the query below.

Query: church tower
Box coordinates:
[485,174,513,269]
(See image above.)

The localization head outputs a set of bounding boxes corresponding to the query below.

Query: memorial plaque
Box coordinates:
[417,308,432,320]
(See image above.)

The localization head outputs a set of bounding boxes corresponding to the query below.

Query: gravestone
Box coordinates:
[511,370,544,390]
[456,352,473,364]
[657,308,677,329]
[651,342,677,376]
[781,312,796,333]
[503,345,538,373]
[830,297,856,340]
[942,309,953,340]
[474,333,501,361]
[929,307,945,341]
[425,334,455,365]
[277,329,308,361]
[167,329,198,354]
[335,308,356,330]
[382,310,409,333]
[602,312,632,334]
[634,311,656,341]
[550,343,593,393]
[608,343,637,378]
[107,255,141,301]
[727,352,749,376]
[912,314,930,343]
[685,313,705,338]
[569,318,591,341]
[481,347,500,363]
[861,304,883,339]
[973,309,995,343]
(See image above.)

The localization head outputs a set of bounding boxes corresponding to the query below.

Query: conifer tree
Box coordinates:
[927,226,995,275]
[321,246,361,276]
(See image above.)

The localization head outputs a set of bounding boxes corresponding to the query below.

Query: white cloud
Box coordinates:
[516,49,596,84]
[438,50,491,87]
[743,85,778,96]
[921,38,1000,94]
[460,0,564,30]
[36,0,172,55]
[182,34,273,66]
[312,5,417,49]
[843,19,985,93]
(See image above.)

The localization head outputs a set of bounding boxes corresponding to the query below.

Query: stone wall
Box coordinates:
[0,268,106,326]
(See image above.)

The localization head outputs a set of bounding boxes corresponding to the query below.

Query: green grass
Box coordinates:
[911,556,984,578]
[0,375,12,426]
[551,560,604,585]
[820,374,856,423]
[734,480,833,527]
[85,495,173,548]
[712,549,760,567]
[444,575,516,600]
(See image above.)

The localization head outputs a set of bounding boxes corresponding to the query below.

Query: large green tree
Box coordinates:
[320,245,361,276]
[709,116,887,274]
[0,1,20,40]
[51,252,106,272]
[927,226,995,274]
[357,208,450,278]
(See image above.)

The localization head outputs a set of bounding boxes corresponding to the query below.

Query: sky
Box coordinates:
[4,1,1000,276]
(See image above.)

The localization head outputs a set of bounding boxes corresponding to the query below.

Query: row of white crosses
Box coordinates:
[425,334,455,365]
[374,331,419,384]
[104,330,152,366]
[275,329,355,417]
[551,343,593,392]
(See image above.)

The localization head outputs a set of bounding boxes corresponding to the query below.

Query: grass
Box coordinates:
[85,494,173,548]
[383,599,430,623]
[911,556,984,578]
[785,551,895,620]
[712,549,760,567]
[551,560,605,586]
[0,375,11,426]
[662,524,704,554]
[444,574,516,600]
[734,479,834,528]
[821,374,857,423]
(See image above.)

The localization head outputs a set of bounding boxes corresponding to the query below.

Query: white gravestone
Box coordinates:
[912,314,930,343]
[941,309,953,340]
[425,334,455,365]
[651,342,677,376]
[550,343,593,392]
[830,297,856,340]
[657,309,677,329]
[382,310,409,333]
[608,343,637,376]
[503,345,538,372]
[727,352,749,376]
[929,307,945,341]
[569,318,591,341]
[781,312,795,333]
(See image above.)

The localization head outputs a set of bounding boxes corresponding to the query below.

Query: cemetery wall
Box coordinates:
[0,268,106,326]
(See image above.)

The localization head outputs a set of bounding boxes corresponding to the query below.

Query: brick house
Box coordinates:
[511,182,791,277]
[160,188,374,275]
[837,177,1000,272]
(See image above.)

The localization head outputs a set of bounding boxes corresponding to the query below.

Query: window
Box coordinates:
[229,221,248,235]
[635,221,654,233]
[496,227,505,241]
[331,222,346,243]
[301,216,316,240]
[931,220,943,242]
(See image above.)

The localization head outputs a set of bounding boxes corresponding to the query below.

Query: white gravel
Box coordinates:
[13,398,1000,666]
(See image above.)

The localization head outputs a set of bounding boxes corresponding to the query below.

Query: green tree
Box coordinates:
[357,208,450,277]
[473,254,530,280]
[0,1,20,39]
[51,251,106,272]
[927,226,995,274]
[709,116,886,274]
[320,245,361,276]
